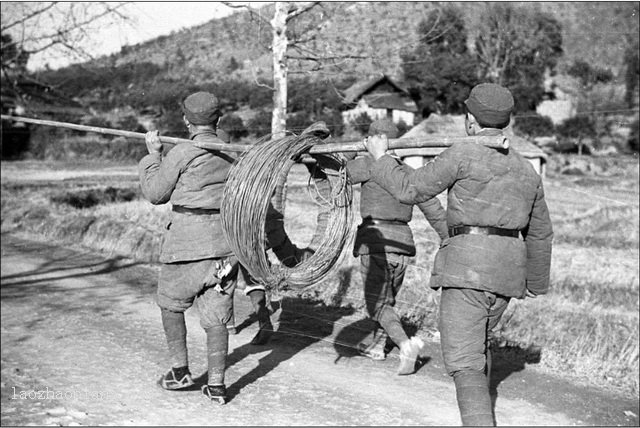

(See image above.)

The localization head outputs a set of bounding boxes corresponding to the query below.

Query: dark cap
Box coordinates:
[182,91,221,125]
[368,119,398,138]
[464,83,514,128]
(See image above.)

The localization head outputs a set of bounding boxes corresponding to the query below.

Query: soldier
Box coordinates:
[139,91,244,404]
[363,83,553,426]
[345,119,449,374]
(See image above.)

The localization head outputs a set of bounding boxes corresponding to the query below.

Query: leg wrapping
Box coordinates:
[453,371,495,426]
[161,308,188,368]
[206,325,229,386]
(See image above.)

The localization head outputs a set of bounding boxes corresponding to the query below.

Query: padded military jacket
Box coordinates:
[138,131,235,263]
[370,131,553,298]
[347,155,449,256]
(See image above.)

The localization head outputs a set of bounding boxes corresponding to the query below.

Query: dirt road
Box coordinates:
[1,233,638,426]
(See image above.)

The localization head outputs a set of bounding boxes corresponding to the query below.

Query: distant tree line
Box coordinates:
[399,3,629,117]
[28,61,356,140]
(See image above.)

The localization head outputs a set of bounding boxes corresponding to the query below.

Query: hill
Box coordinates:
[83,1,637,85]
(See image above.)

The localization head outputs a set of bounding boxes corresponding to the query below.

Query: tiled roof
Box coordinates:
[363,93,417,112]
[343,74,407,104]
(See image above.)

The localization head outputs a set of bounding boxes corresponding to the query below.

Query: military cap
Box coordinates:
[182,91,221,125]
[368,118,398,139]
[464,83,514,128]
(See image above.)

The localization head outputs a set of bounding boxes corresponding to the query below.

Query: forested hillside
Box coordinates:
[59,2,639,85]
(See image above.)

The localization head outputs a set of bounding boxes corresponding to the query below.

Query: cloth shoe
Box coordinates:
[357,330,389,361]
[157,366,195,390]
[202,384,227,404]
[357,341,387,361]
[397,336,424,375]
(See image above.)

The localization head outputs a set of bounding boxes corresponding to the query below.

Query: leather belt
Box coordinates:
[361,218,408,227]
[449,225,520,238]
[172,205,220,215]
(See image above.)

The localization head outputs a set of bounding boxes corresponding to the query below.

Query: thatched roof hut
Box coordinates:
[395,114,548,175]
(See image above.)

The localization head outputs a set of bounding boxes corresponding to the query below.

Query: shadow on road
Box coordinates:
[490,342,542,418]
[1,256,141,286]
[216,296,355,402]
[1,235,154,317]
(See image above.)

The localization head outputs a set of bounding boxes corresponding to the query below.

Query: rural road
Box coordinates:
[1,233,637,426]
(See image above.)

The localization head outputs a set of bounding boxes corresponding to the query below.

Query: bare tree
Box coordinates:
[224,1,368,138]
[1,2,131,78]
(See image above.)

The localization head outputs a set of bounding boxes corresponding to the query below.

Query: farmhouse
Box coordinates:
[394,114,548,176]
[536,73,580,125]
[1,79,86,119]
[1,78,87,159]
[342,74,418,126]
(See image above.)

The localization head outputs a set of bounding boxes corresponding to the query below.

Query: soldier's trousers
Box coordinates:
[157,258,238,386]
[439,287,510,426]
[360,253,411,346]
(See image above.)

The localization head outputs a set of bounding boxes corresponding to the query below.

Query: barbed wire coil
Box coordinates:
[221,122,355,293]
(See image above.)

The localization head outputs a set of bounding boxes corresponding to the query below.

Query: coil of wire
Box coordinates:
[221,125,354,292]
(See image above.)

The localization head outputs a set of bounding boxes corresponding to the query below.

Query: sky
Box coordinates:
[1,2,263,71]
[112,2,239,47]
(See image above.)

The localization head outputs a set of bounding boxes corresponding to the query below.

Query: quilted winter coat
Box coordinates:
[370,131,553,298]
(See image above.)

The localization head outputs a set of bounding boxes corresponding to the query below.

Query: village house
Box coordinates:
[394,114,548,176]
[1,78,87,159]
[1,78,86,120]
[536,73,580,125]
[341,74,418,127]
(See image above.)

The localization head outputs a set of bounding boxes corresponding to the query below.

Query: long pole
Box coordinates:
[1,114,249,152]
[2,115,508,153]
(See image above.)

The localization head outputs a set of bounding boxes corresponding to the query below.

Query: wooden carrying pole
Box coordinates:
[1,115,508,153]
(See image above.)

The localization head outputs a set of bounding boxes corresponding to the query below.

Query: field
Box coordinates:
[1,153,638,399]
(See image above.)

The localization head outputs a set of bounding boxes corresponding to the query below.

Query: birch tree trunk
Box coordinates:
[271,2,289,139]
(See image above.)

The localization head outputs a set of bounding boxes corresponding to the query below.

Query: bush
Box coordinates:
[396,119,411,137]
[247,110,273,137]
[556,115,596,139]
[27,126,76,159]
[513,114,555,137]
[142,79,191,111]
[161,111,187,138]
[289,77,346,116]
[117,115,147,133]
[50,186,138,209]
[316,109,345,137]
[286,112,312,134]
[219,113,248,141]
[555,115,598,154]
[351,112,374,136]
[248,86,273,110]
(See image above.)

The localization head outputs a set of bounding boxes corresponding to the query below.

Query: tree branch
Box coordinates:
[220,1,272,28]
[285,1,320,22]
[1,2,57,32]
[248,60,274,90]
